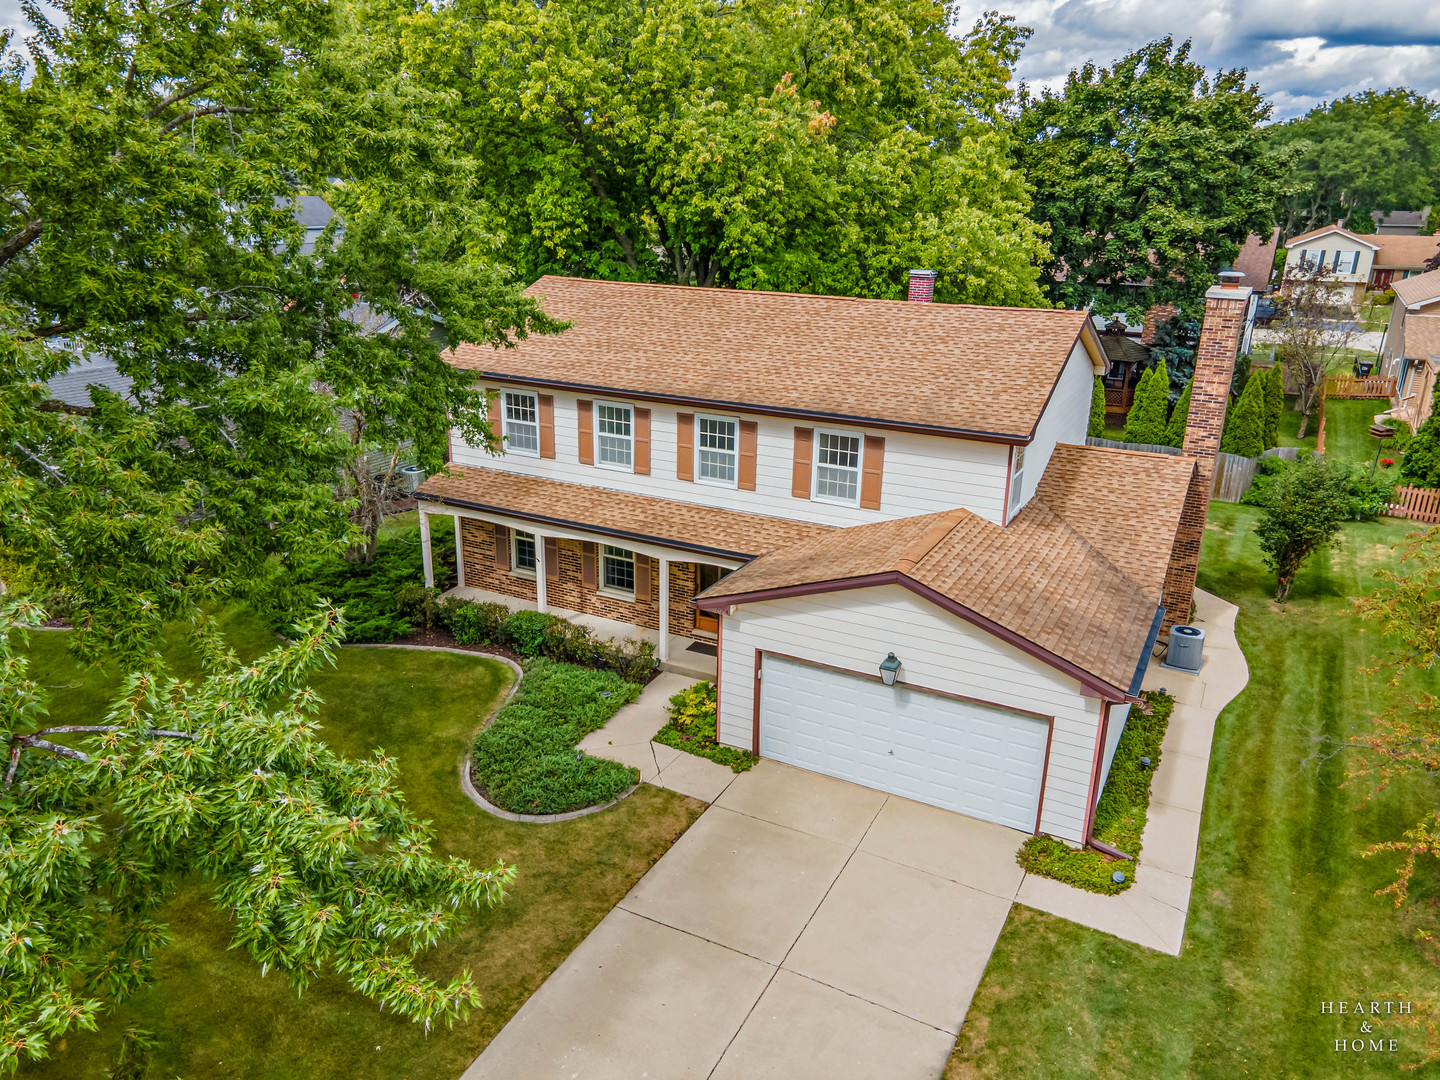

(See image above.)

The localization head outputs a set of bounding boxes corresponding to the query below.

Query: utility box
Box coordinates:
[398,464,427,494]
[1162,624,1205,672]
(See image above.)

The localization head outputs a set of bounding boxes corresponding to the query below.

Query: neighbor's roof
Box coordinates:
[699,443,1194,695]
[1406,316,1440,360]
[1286,225,1380,250]
[1375,235,1440,269]
[45,353,133,408]
[1098,332,1150,369]
[444,276,1103,443]
[1392,270,1440,308]
[1233,228,1281,289]
[414,467,830,560]
[1373,209,1431,232]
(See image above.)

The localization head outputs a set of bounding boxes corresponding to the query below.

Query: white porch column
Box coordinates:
[419,507,434,588]
[534,532,548,613]
[657,557,670,662]
[453,514,465,589]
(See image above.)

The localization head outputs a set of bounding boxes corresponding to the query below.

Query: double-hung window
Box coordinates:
[1331,250,1359,275]
[697,415,738,486]
[596,403,633,470]
[814,430,862,505]
[503,391,540,456]
[512,530,537,574]
[601,545,635,593]
[1008,446,1026,517]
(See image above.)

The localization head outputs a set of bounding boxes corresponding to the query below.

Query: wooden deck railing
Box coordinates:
[1386,486,1440,524]
[1324,374,1397,399]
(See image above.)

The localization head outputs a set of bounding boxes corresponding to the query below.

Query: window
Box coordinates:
[814,431,862,504]
[512,530,536,574]
[1331,250,1359,275]
[602,545,635,593]
[596,403,633,470]
[1008,446,1026,516]
[503,391,539,456]
[1297,248,1325,271]
[697,415,738,485]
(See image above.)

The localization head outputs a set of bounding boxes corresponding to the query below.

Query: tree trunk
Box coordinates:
[1276,572,1294,604]
[1295,407,1311,440]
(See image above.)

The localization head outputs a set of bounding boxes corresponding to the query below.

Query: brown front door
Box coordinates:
[693,564,728,635]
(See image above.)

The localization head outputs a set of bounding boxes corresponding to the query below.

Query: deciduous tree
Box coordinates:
[1274,261,1358,439]
[1253,453,1351,602]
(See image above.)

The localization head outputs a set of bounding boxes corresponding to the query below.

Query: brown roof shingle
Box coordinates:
[1406,316,1440,360]
[1393,269,1440,308]
[447,276,1097,441]
[1376,235,1440,270]
[1233,228,1281,289]
[414,467,831,559]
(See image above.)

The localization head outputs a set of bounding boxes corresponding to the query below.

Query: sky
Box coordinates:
[2,0,1437,121]
[950,0,1440,119]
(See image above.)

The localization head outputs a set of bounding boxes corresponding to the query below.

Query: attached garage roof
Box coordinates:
[414,467,831,560]
[1375,235,1440,271]
[445,276,1102,442]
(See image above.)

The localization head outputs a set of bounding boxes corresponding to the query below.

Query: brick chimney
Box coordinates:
[1139,303,1179,345]
[1160,271,1251,630]
[907,269,938,303]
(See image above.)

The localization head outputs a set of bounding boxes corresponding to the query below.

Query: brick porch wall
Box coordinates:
[459,518,706,639]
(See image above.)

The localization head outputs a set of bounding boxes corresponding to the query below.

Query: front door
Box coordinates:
[692,564,729,635]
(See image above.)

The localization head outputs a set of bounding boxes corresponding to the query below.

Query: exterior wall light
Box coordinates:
[879,652,901,686]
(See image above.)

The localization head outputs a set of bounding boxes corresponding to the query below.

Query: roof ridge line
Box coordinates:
[893,509,972,575]
[1028,498,1155,602]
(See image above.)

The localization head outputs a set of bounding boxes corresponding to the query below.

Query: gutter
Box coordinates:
[1127,605,1166,699]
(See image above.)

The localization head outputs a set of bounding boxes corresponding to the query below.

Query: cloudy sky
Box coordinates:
[2,0,1436,120]
[952,0,1440,118]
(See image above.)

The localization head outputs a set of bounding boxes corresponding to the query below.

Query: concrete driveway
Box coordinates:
[465,761,1025,1080]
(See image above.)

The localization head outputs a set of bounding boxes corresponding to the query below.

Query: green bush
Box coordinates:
[394,584,444,633]
[1163,378,1192,448]
[1263,365,1284,450]
[1220,370,1266,457]
[654,680,757,773]
[1016,690,1174,895]
[1382,416,1414,453]
[1344,464,1396,521]
[442,599,510,646]
[471,660,641,814]
[505,609,556,657]
[436,598,657,682]
[1123,361,1170,445]
[1400,384,1440,488]
[1088,377,1106,439]
[1241,455,1292,506]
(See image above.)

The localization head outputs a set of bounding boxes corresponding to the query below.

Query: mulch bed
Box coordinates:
[390,625,524,664]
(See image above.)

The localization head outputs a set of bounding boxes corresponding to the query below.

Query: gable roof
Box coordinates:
[698,444,1194,696]
[1098,332,1150,369]
[1375,234,1440,270]
[1233,228,1281,289]
[1406,316,1440,361]
[1392,269,1440,308]
[444,276,1103,443]
[1286,225,1381,250]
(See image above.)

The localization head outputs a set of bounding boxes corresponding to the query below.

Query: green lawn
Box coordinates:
[1324,398,1391,465]
[948,504,1440,1078]
[19,614,704,1080]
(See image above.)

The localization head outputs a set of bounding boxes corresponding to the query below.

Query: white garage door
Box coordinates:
[759,654,1050,832]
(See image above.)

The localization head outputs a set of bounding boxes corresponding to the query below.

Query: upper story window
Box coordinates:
[1008,445,1026,517]
[1330,250,1359,274]
[512,530,537,574]
[596,402,633,470]
[503,391,540,456]
[814,430,862,505]
[1296,248,1325,271]
[697,415,738,486]
[602,545,635,593]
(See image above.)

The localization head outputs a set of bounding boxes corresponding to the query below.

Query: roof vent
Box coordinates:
[907,269,938,303]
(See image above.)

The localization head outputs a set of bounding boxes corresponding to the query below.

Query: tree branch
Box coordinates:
[4,727,199,788]
[0,218,42,267]
[158,104,262,135]
[144,79,217,121]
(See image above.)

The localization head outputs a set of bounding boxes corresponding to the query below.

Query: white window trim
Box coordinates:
[593,400,635,473]
[695,412,740,489]
[599,544,636,599]
[811,427,864,507]
[1007,445,1026,519]
[511,529,537,578]
[501,390,541,458]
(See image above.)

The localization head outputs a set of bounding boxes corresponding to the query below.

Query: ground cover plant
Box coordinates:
[470,661,642,814]
[18,614,703,1080]
[1016,691,1174,894]
[653,680,758,773]
[948,505,1440,1078]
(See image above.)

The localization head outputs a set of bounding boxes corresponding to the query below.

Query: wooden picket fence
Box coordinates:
[1386,486,1440,524]
[1324,374,1397,400]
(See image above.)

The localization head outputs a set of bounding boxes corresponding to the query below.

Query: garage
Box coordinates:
[758,654,1051,832]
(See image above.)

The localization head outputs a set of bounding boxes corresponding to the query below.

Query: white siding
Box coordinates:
[451,391,1012,527]
[1013,343,1093,514]
[716,585,1105,843]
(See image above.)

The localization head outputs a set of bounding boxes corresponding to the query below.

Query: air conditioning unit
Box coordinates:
[398,464,427,494]
[1161,624,1205,673]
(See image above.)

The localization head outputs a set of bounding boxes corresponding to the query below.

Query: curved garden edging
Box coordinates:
[341,642,641,824]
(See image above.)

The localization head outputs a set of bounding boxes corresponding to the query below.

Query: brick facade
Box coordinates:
[1160,288,1250,630]
[459,517,708,639]
[1139,303,1179,346]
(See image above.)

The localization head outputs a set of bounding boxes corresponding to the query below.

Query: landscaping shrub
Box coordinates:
[442,599,510,646]
[1016,690,1174,895]
[653,680,757,773]
[394,584,444,632]
[1220,371,1266,457]
[1263,364,1284,449]
[505,609,556,657]
[1123,362,1170,445]
[471,660,641,814]
[1241,455,1292,506]
[1343,464,1396,521]
[1399,383,1440,488]
[435,597,658,682]
[1162,378,1192,448]
[1088,377,1106,439]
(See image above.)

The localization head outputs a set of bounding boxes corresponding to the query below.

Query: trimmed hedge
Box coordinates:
[653,680,757,773]
[470,660,641,814]
[1016,690,1175,895]
[439,597,658,684]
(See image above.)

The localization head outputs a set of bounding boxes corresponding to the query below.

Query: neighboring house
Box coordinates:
[1281,225,1377,309]
[1097,329,1151,425]
[1370,234,1440,290]
[1381,269,1440,431]
[414,273,1251,846]
[1372,208,1432,235]
[1232,228,1282,293]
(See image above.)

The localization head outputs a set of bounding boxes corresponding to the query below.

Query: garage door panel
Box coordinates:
[759,655,1049,833]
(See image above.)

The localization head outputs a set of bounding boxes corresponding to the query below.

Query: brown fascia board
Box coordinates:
[463,372,1039,446]
[693,571,1132,702]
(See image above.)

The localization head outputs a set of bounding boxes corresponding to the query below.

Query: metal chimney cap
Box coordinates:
[1217,269,1244,287]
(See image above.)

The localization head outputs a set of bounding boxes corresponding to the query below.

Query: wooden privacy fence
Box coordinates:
[1085,438,1313,504]
[1085,436,1182,456]
[1386,486,1440,524]
[1325,374,1397,399]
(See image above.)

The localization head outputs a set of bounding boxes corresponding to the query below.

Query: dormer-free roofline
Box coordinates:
[1286,225,1382,250]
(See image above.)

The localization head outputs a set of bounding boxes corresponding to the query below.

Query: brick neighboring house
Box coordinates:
[1380,269,1440,431]
[415,273,1251,846]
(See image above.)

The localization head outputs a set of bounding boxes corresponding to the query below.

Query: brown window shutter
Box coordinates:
[493,523,510,571]
[577,399,594,465]
[791,427,814,499]
[860,435,885,510]
[538,395,555,459]
[634,407,651,475]
[543,536,559,582]
[738,420,758,491]
[676,413,695,481]
[634,553,652,602]
[580,541,597,590]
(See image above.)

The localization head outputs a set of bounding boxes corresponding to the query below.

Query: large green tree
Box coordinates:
[1017,38,1293,316]
[0,0,555,661]
[399,0,1048,304]
[1254,454,1351,602]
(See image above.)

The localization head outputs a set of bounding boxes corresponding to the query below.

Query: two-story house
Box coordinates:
[412,274,1231,847]
[1381,269,1440,431]
[1281,225,1379,309]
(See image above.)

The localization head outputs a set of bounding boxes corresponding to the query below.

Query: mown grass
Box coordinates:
[948,505,1440,1078]
[19,613,704,1080]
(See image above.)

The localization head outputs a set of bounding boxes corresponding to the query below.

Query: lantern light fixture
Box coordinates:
[879,652,901,687]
